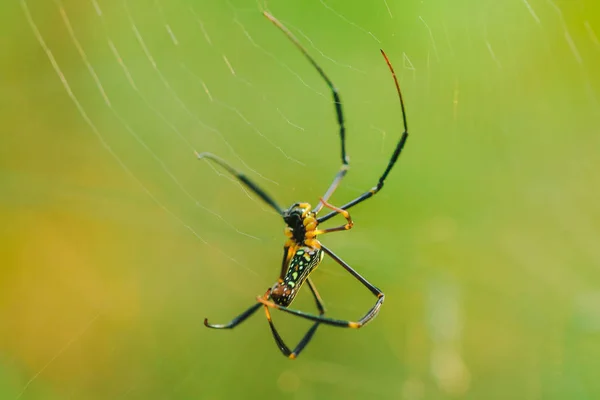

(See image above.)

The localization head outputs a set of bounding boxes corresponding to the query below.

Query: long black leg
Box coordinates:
[318,132,407,223]
[257,244,384,329]
[306,277,326,314]
[204,302,262,329]
[318,50,409,224]
[321,244,384,302]
[264,12,348,166]
[278,245,293,281]
[265,310,319,359]
[203,244,294,330]
[195,152,284,215]
[264,12,351,214]
[264,278,326,359]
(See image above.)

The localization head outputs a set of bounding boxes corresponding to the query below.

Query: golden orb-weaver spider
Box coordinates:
[199,11,409,359]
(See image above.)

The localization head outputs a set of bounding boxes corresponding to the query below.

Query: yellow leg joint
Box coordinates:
[304,239,321,249]
[303,216,317,226]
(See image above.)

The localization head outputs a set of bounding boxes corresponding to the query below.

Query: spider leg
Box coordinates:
[278,245,295,282]
[257,245,384,329]
[204,302,262,329]
[263,12,350,214]
[306,277,326,314]
[195,152,283,215]
[321,244,384,324]
[204,244,295,330]
[317,132,407,224]
[313,165,349,213]
[318,50,409,224]
[310,197,353,236]
[263,278,326,359]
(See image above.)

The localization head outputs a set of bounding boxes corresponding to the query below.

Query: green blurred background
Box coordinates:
[2,0,600,398]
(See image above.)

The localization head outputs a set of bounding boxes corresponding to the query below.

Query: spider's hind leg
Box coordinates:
[258,244,385,330]
[263,278,326,359]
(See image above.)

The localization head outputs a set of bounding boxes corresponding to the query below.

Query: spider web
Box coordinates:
[3,0,600,398]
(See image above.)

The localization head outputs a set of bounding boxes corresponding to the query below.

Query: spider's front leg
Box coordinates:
[310,197,354,236]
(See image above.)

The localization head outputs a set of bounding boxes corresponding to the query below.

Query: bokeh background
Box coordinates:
[2,0,600,399]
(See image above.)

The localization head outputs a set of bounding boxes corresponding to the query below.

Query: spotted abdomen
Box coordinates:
[270,247,324,306]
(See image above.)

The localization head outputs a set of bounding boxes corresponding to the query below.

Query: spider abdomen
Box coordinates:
[271,247,324,306]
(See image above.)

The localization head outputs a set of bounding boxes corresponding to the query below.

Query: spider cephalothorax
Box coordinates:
[283,203,318,246]
[200,10,409,359]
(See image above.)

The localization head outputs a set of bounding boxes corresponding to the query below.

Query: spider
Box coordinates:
[198,11,409,359]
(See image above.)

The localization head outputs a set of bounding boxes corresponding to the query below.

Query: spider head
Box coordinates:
[283,204,307,229]
[283,203,317,244]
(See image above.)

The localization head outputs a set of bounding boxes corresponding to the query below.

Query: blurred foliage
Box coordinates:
[2,0,600,399]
